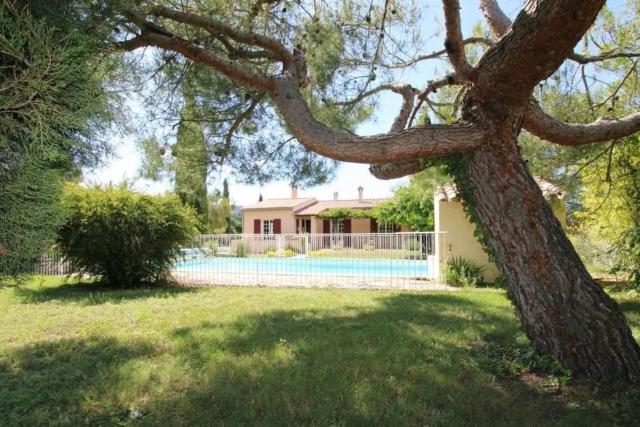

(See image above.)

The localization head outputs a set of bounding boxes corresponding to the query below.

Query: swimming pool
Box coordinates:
[174,256,433,278]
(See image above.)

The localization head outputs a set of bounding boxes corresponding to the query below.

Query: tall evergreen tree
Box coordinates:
[174,95,209,230]
[0,1,111,279]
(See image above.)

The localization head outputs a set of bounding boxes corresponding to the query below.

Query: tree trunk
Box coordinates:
[460,128,640,386]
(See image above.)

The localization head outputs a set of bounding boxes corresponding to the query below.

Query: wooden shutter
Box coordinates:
[323,219,330,233]
[344,219,351,233]
[253,219,261,234]
[370,218,378,233]
[273,218,281,234]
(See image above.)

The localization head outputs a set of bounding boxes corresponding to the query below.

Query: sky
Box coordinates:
[83,1,524,207]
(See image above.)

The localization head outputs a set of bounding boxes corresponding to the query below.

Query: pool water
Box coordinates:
[174,256,432,278]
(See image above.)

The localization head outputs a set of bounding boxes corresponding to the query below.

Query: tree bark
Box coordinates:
[457,118,640,386]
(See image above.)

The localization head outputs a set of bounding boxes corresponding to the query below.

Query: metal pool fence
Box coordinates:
[37,250,74,276]
[173,232,447,290]
[36,232,448,290]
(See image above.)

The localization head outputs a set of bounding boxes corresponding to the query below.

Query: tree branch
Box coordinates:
[523,100,640,146]
[223,93,266,158]
[389,84,419,132]
[369,160,426,179]
[479,0,635,66]
[375,37,493,69]
[369,84,424,179]
[442,0,475,79]
[270,78,486,164]
[120,30,276,92]
[479,0,511,37]
[146,5,296,67]
[120,6,488,167]
[569,50,640,64]
[409,74,461,128]
[474,0,605,110]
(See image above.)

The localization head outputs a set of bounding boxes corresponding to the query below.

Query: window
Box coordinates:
[297,218,311,233]
[262,219,274,235]
[330,219,344,234]
[378,221,396,233]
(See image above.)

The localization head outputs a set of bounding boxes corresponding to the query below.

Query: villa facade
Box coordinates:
[241,186,410,235]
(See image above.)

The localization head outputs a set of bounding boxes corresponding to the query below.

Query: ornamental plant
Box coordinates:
[57,184,198,287]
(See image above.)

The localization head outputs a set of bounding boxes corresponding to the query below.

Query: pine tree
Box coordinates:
[174,95,209,230]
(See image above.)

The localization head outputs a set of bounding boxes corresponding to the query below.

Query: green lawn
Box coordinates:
[1,277,639,426]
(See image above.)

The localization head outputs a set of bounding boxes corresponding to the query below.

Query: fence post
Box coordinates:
[434,232,441,282]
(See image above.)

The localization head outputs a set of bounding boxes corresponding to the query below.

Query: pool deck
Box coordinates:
[171,269,456,292]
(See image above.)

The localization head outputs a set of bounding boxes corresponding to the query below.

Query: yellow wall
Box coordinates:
[434,199,500,282]
[548,197,567,228]
[242,209,297,234]
[434,196,567,283]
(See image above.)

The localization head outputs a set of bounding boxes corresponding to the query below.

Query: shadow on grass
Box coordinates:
[0,336,156,425]
[619,299,640,315]
[15,278,198,305]
[1,292,620,425]
[153,293,606,426]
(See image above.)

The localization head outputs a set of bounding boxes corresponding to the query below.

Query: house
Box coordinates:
[242,186,410,235]
[434,178,567,282]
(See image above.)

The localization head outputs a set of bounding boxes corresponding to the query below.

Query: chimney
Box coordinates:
[291,185,298,199]
[357,186,363,200]
[333,192,339,200]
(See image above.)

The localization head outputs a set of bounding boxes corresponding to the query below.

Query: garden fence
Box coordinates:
[37,232,448,290]
[174,232,447,290]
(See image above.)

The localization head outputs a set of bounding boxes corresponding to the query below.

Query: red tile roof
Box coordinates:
[435,177,565,202]
[242,198,316,210]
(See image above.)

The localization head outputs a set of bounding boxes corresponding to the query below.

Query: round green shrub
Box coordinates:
[57,184,198,287]
[442,257,484,287]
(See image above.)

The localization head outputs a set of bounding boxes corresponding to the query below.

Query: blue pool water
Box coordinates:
[174,256,431,278]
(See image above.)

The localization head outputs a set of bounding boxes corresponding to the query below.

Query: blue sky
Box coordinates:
[84,2,526,206]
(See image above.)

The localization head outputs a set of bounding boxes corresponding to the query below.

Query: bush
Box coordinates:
[57,185,198,287]
[206,240,219,257]
[612,226,640,287]
[236,242,248,257]
[443,257,484,287]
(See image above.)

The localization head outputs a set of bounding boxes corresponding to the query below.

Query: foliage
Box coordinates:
[443,257,484,288]
[516,5,640,278]
[208,192,233,233]
[205,240,219,256]
[0,158,65,278]
[609,146,640,286]
[266,249,296,258]
[473,340,571,388]
[236,242,248,257]
[375,184,434,231]
[613,227,640,286]
[318,208,375,219]
[174,95,209,230]
[373,132,450,232]
[0,2,112,280]
[57,185,198,287]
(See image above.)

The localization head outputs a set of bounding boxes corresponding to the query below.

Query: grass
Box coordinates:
[1,277,639,425]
